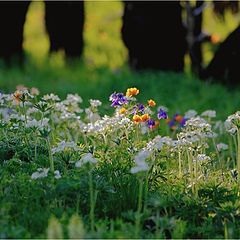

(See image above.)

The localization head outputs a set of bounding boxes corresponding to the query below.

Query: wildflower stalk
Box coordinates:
[228,135,235,168]
[187,149,194,193]
[212,138,221,168]
[143,173,149,212]
[224,218,228,239]
[155,210,160,238]
[237,129,240,184]
[22,101,27,125]
[46,137,54,173]
[34,135,38,162]
[178,149,182,178]
[135,178,143,238]
[89,169,95,233]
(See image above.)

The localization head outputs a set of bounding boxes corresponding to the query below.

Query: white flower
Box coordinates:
[225,112,240,134]
[89,99,102,107]
[26,118,49,129]
[140,122,148,135]
[130,150,150,174]
[201,110,216,118]
[75,153,98,168]
[83,114,133,135]
[193,154,211,162]
[130,161,149,174]
[217,143,228,152]
[54,170,62,179]
[184,109,197,119]
[52,141,79,154]
[65,94,82,104]
[85,108,101,123]
[43,93,60,102]
[134,150,151,163]
[26,107,39,115]
[145,135,174,151]
[31,168,49,179]
[158,106,168,112]
[144,106,153,115]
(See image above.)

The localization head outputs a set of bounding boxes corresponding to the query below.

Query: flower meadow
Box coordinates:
[1,86,240,238]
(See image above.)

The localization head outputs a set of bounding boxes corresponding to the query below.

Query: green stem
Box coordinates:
[155,210,160,238]
[46,137,54,173]
[135,178,143,238]
[143,173,149,212]
[34,135,38,162]
[187,149,194,193]
[178,149,182,178]
[212,138,221,168]
[22,101,27,125]
[237,130,240,184]
[89,170,95,232]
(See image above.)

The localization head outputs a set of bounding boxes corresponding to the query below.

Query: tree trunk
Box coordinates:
[121,1,187,72]
[45,1,85,58]
[0,1,30,65]
[201,25,240,85]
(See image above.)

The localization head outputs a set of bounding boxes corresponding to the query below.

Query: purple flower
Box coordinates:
[180,117,187,127]
[147,119,155,129]
[138,104,145,114]
[168,119,175,128]
[157,109,168,120]
[109,92,128,107]
[132,103,145,115]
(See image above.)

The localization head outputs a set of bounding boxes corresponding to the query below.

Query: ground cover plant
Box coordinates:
[1,86,240,238]
[1,1,240,239]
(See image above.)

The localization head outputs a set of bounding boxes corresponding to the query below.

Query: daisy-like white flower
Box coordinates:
[193,154,211,162]
[201,110,216,118]
[65,94,82,104]
[75,153,97,168]
[89,99,102,107]
[216,143,228,152]
[54,170,62,179]
[130,161,149,174]
[26,118,49,129]
[130,150,150,174]
[184,109,198,119]
[225,112,240,134]
[43,93,60,102]
[52,141,79,154]
[31,168,49,180]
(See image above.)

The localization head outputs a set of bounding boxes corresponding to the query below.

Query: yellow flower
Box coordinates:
[148,99,156,107]
[126,87,139,97]
[119,107,127,114]
[141,114,150,122]
[133,114,142,124]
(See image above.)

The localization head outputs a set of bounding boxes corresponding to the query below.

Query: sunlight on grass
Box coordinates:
[23,1,127,69]
[24,1,49,62]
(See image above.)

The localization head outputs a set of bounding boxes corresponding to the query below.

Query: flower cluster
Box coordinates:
[0,85,236,186]
[109,87,168,131]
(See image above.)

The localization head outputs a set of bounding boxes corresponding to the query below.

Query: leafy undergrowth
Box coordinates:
[1,86,240,238]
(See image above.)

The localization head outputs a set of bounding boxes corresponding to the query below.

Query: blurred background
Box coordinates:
[0,1,240,118]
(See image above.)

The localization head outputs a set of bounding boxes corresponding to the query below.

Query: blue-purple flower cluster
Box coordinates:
[109,92,128,107]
